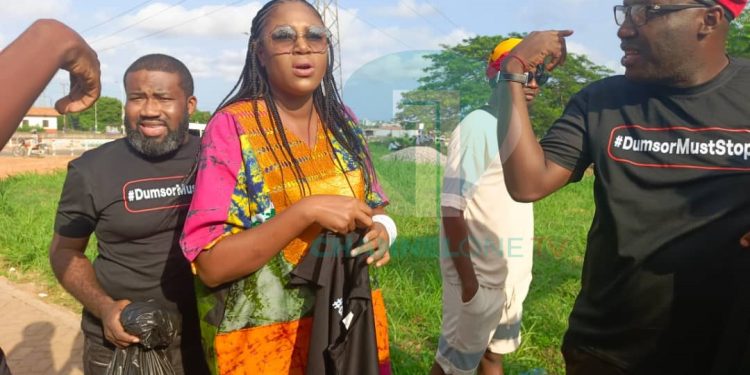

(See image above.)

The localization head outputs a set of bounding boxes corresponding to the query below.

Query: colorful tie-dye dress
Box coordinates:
[180,100,391,375]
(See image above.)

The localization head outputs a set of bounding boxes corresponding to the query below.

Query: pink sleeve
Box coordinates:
[180,112,244,262]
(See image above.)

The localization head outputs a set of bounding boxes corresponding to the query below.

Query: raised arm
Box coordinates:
[0,19,100,146]
[494,30,576,202]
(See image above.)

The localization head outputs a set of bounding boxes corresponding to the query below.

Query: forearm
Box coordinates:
[493,81,554,201]
[195,201,315,287]
[442,207,476,284]
[50,246,113,319]
[0,20,83,144]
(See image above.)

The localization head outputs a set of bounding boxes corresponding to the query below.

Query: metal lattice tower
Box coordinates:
[314,0,343,93]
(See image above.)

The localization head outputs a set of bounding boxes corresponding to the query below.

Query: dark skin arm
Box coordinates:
[0,19,100,148]
[194,195,377,287]
[49,234,139,348]
[441,206,478,302]
[351,206,392,267]
[495,30,575,202]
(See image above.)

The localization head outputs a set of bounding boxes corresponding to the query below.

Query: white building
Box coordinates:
[21,107,59,133]
[364,123,419,138]
[188,122,207,137]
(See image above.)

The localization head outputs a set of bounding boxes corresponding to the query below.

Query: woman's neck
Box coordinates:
[270,89,315,121]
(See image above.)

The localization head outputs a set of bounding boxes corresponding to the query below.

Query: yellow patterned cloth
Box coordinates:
[181,100,391,374]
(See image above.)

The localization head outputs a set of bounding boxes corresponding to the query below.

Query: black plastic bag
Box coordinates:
[105,301,177,375]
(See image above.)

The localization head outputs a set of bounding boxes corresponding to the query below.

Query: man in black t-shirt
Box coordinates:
[491,1,750,374]
[50,54,207,375]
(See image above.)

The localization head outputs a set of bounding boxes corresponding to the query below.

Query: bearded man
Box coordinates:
[49,54,208,375]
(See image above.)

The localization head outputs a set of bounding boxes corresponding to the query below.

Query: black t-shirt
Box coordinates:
[541,58,750,373]
[54,136,199,345]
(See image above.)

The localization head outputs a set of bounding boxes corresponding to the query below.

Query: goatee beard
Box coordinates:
[125,116,188,157]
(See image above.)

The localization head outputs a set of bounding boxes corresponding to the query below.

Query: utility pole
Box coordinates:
[94,101,98,134]
[59,81,68,131]
[314,0,343,95]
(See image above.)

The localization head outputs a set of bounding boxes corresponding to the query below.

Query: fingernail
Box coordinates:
[363,237,369,243]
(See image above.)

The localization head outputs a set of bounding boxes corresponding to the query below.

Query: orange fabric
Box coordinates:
[230,101,366,265]
[372,289,391,364]
[215,318,312,375]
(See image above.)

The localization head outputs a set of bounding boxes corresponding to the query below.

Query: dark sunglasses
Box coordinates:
[527,64,550,87]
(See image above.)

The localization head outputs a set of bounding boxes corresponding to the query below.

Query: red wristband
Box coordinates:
[502,54,528,72]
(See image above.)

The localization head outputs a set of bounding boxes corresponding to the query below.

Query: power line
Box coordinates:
[89,0,189,46]
[423,0,461,29]
[81,0,155,34]
[399,0,452,35]
[338,4,414,50]
[97,0,245,53]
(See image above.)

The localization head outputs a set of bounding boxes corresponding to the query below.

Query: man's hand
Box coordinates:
[53,20,101,114]
[741,232,750,248]
[460,273,479,303]
[502,30,574,73]
[351,222,391,267]
[101,300,140,349]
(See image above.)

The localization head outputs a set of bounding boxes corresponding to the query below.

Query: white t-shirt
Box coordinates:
[440,108,534,288]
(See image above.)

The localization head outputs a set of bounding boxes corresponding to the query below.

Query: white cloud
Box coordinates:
[336,6,472,83]
[87,34,134,53]
[118,2,262,38]
[187,49,246,82]
[0,0,71,18]
[372,0,436,18]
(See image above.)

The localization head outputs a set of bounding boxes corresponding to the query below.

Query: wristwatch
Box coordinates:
[494,71,529,86]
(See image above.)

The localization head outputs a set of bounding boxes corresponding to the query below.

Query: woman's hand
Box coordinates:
[303,195,373,233]
[351,222,391,267]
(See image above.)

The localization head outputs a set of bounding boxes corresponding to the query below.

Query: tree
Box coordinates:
[190,110,212,124]
[70,96,122,132]
[396,34,612,136]
[727,9,750,58]
[395,35,514,134]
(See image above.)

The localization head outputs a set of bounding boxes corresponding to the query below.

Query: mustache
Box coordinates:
[125,115,166,126]
[137,119,167,125]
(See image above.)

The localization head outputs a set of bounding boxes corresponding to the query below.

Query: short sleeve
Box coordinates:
[180,112,246,262]
[539,91,592,182]
[441,110,497,210]
[54,162,97,238]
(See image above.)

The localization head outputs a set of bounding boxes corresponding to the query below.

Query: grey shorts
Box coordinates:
[434,276,532,375]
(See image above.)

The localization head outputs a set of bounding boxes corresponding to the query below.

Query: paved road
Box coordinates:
[0,277,83,375]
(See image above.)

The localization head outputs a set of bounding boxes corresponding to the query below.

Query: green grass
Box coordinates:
[369,142,594,374]
[0,171,98,308]
[0,145,594,375]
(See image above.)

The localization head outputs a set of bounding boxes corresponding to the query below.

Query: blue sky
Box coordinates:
[0,0,636,121]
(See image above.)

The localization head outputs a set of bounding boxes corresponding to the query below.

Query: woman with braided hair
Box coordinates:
[180,0,393,373]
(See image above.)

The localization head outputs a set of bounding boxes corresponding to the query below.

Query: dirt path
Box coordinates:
[0,155,75,179]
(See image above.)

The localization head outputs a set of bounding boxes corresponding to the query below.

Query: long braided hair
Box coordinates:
[215,0,377,200]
